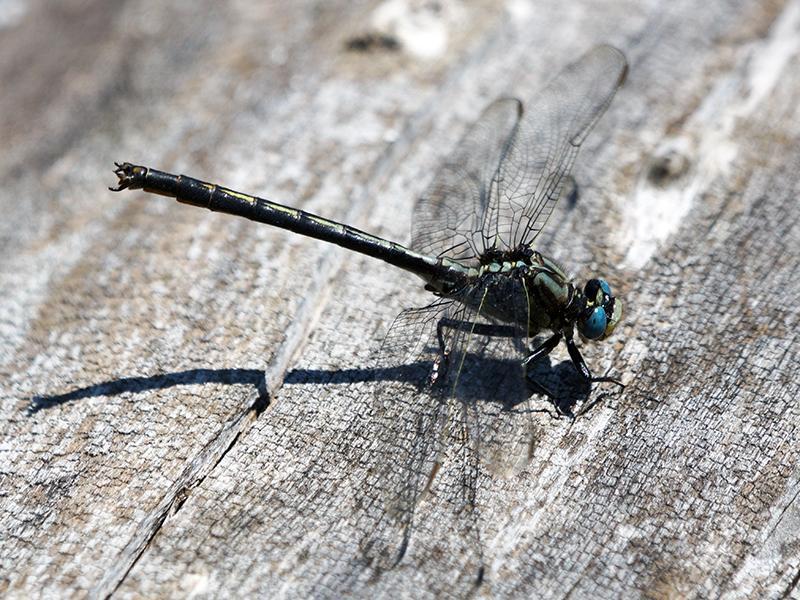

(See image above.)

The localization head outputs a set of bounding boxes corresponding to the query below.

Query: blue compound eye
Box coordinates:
[579,306,607,340]
[584,278,611,304]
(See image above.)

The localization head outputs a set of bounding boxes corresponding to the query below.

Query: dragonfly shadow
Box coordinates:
[451,354,593,417]
[526,358,595,416]
[283,361,431,387]
[285,354,595,415]
[28,368,269,415]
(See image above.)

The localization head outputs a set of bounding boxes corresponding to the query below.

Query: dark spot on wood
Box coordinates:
[171,487,190,514]
[647,149,690,185]
[345,33,401,53]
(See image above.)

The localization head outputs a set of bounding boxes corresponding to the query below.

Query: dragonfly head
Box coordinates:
[576,278,622,341]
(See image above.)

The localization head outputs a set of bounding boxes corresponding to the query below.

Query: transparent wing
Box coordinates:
[412,45,627,260]
[495,44,627,250]
[355,289,492,571]
[356,281,536,573]
[411,98,523,264]
[466,275,545,478]
[355,300,456,571]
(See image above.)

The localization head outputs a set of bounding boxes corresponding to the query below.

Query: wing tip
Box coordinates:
[590,43,629,86]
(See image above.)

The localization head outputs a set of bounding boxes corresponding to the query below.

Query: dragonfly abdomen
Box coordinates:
[110,163,470,289]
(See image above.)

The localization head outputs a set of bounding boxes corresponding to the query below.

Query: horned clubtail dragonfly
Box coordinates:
[111,44,628,575]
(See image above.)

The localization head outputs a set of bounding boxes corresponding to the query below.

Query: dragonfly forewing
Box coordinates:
[500,44,628,250]
[412,98,523,264]
[411,45,627,262]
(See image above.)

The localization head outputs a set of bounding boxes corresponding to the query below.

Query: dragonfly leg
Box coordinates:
[565,334,625,388]
[522,333,562,367]
[522,333,562,398]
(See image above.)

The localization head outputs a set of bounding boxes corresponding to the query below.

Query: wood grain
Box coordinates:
[2,0,799,597]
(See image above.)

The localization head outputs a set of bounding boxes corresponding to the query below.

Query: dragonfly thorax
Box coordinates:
[521,252,576,335]
[446,250,577,337]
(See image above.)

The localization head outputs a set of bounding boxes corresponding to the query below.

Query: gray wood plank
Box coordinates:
[2,0,799,598]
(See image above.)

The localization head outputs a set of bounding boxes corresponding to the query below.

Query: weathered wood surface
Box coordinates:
[2,0,800,597]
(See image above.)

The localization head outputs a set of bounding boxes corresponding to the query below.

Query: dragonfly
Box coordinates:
[111,44,627,577]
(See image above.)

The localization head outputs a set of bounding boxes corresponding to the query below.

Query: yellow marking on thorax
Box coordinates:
[478,260,527,275]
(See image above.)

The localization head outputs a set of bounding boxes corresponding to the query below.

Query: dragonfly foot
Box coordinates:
[590,375,625,389]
